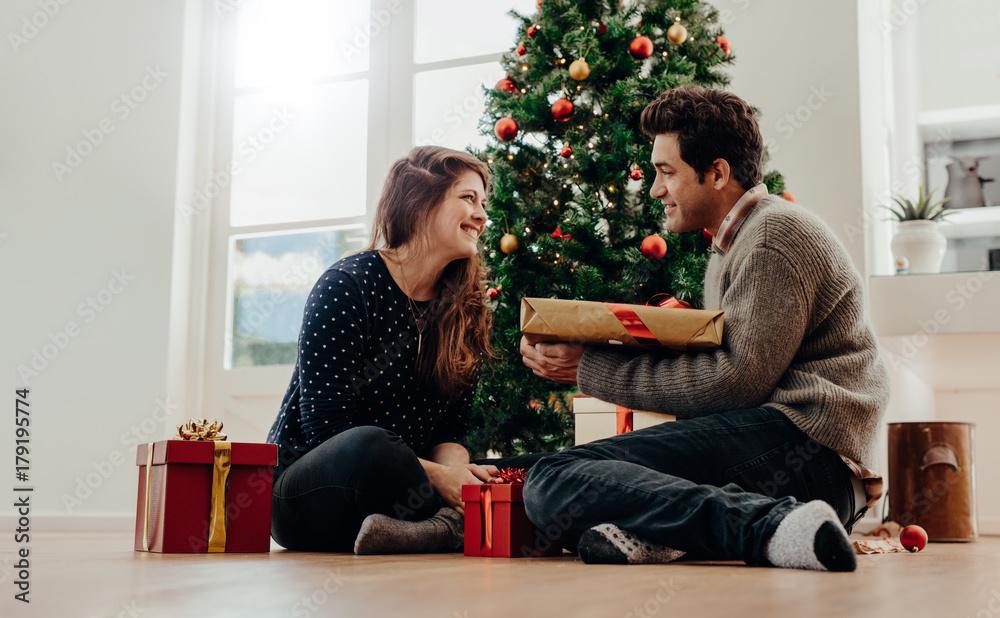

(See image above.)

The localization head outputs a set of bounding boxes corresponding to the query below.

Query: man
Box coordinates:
[520,87,889,572]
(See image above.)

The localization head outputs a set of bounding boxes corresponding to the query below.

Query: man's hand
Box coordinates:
[520,336,584,384]
[425,463,498,515]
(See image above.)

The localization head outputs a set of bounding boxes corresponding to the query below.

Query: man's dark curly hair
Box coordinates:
[640,87,763,190]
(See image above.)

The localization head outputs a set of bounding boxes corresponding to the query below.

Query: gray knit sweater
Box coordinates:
[578,195,890,469]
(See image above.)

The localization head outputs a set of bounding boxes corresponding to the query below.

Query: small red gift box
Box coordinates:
[134,439,277,553]
[462,473,562,558]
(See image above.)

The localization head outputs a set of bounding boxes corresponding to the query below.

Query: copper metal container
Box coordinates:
[887,422,977,541]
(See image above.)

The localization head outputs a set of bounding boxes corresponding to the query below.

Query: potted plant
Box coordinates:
[885,185,953,274]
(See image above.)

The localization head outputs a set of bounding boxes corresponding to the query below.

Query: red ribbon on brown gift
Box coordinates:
[646,293,693,309]
[604,303,659,345]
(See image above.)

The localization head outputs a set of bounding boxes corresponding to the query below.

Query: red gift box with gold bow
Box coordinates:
[133,419,277,553]
[462,468,562,558]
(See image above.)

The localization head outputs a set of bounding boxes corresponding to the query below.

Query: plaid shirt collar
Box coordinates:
[712,184,769,255]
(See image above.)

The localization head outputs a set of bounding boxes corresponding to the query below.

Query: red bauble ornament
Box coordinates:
[717,36,732,56]
[487,287,500,301]
[641,234,668,260]
[782,191,797,203]
[629,35,654,59]
[536,0,542,6]
[630,168,643,181]
[551,97,574,122]
[900,525,928,552]
[527,25,539,38]
[495,78,517,93]
[598,24,608,36]
[702,228,714,245]
[516,44,527,56]
[560,145,573,158]
[494,117,519,142]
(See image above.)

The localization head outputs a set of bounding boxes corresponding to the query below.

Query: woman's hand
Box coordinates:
[425,462,498,515]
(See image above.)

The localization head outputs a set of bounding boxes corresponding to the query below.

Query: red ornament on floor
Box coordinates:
[494,117,519,142]
[551,97,574,122]
[629,35,654,59]
[900,525,928,552]
[641,234,667,260]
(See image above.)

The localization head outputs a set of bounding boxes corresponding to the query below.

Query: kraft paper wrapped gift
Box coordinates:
[520,297,724,351]
[134,437,277,553]
[573,396,676,445]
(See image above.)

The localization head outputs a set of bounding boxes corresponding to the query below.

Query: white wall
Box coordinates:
[0,0,187,527]
[918,0,1000,113]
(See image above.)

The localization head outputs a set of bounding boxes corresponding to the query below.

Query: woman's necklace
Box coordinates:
[397,260,428,358]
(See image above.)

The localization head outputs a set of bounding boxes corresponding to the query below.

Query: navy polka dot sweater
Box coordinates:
[267,251,474,477]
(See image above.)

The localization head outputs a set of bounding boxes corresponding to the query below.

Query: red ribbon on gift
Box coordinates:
[616,405,633,434]
[604,303,659,345]
[646,293,692,309]
[480,484,494,556]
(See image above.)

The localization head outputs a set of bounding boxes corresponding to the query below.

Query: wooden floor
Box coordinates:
[7,533,1000,618]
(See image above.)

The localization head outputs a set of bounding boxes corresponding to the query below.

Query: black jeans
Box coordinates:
[523,406,856,566]
[271,425,548,551]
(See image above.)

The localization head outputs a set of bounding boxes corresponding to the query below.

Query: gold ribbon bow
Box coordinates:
[175,418,228,441]
[143,418,231,552]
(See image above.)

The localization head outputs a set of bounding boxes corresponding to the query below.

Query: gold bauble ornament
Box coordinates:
[667,23,688,45]
[569,59,590,80]
[500,233,520,254]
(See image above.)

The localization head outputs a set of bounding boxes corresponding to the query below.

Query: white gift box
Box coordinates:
[572,396,676,445]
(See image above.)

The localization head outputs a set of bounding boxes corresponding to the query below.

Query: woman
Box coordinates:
[268,146,514,554]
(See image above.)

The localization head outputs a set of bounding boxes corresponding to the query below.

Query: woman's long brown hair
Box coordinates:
[366,146,496,401]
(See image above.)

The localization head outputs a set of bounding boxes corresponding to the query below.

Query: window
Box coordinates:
[197,0,532,421]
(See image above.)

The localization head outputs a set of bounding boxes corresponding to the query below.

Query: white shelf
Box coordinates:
[939,205,1000,240]
[918,105,1000,141]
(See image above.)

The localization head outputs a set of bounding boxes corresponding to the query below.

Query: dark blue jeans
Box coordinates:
[271,426,548,551]
[523,407,856,566]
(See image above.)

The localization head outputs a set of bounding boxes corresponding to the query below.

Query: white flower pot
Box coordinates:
[891,220,947,274]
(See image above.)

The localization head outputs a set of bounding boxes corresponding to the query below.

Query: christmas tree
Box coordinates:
[469,0,785,456]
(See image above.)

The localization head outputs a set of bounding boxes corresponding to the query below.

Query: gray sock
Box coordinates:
[578,523,685,565]
[764,500,856,572]
[354,507,464,555]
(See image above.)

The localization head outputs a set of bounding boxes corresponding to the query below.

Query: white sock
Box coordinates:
[765,501,856,572]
